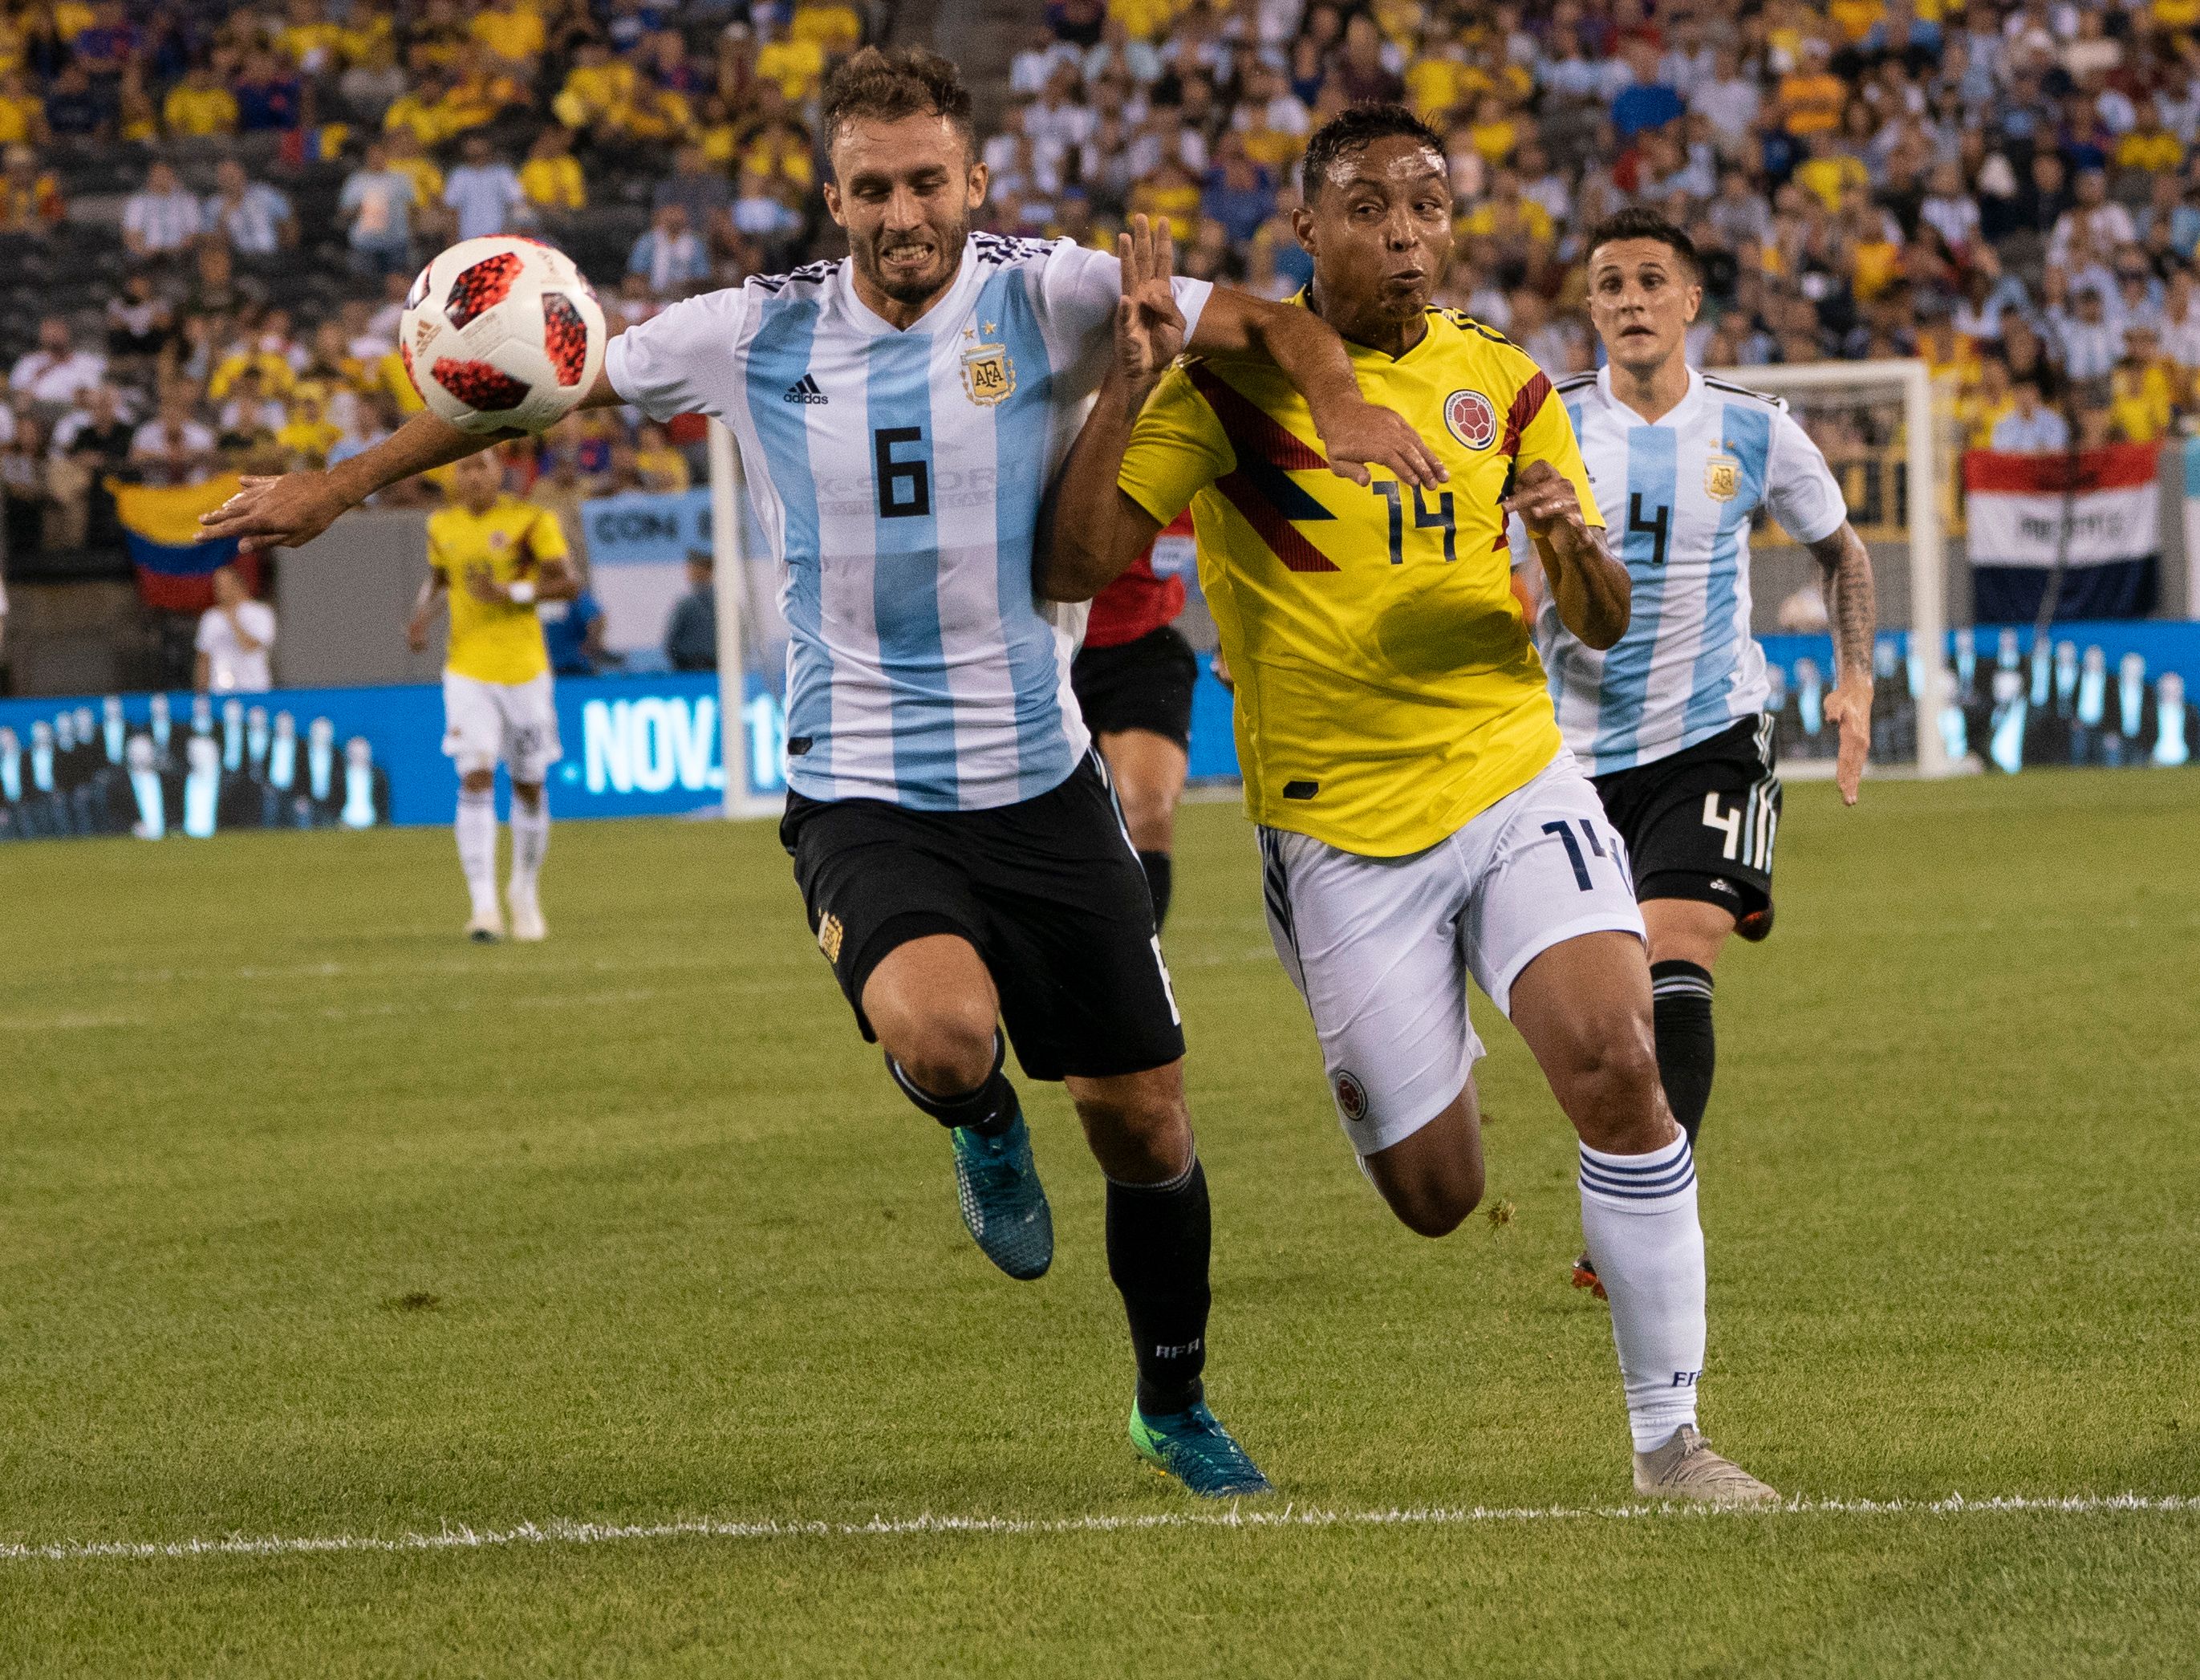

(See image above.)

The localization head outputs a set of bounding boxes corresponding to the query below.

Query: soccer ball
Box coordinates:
[400,236,606,435]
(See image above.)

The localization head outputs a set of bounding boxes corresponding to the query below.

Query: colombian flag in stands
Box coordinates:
[110,474,261,612]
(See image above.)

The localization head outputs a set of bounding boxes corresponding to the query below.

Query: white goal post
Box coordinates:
[708,418,783,820]
[1707,356,1960,780]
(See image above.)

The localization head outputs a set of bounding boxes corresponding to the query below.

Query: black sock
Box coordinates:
[1650,960,1716,1146]
[1106,1154,1210,1415]
[885,1031,1018,1137]
[1137,850,1174,930]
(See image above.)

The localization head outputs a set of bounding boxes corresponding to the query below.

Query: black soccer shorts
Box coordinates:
[1590,715,1781,927]
[780,752,1185,1081]
[1070,624,1199,750]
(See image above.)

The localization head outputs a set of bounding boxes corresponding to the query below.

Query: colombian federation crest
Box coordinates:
[1334,1069,1370,1124]
[961,341,1015,406]
[1704,453,1741,501]
[1444,388,1497,450]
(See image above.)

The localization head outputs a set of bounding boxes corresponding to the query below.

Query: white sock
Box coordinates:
[1578,1133,1706,1452]
[509,797,549,900]
[456,789,499,918]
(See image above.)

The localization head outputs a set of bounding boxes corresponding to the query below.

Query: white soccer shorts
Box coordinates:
[441,671,562,781]
[1259,750,1646,1157]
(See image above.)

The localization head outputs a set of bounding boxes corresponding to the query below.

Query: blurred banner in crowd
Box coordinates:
[1963,444,2161,624]
[579,487,713,661]
[0,673,786,842]
[1760,621,2194,778]
[112,473,256,614]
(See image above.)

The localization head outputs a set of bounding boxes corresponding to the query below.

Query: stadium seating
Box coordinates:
[2,0,2197,695]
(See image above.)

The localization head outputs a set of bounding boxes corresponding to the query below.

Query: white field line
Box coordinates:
[3,1493,2193,1566]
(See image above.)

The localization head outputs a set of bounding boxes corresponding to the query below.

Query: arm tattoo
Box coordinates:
[1808,525,1877,684]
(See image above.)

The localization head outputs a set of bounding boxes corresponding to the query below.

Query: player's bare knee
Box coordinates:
[459,768,494,794]
[1070,1071,1191,1183]
[879,998,999,1096]
[1384,1170,1480,1239]
[511,781,544,811]
[1562,1025,1666,1148]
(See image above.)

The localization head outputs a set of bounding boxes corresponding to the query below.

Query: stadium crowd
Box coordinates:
[3,0,2200,614]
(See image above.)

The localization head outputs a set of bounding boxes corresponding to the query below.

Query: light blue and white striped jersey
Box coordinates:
[606,234,1212,810]
[1531,366,1846,775]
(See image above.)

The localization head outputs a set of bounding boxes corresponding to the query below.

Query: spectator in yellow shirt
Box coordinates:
[470,0,546,68]
[520,125,587,212]
[163,64,239,137]
[1129,158,1202,242]
[1794,132,1869,211]
[2116,116,2183,174]
[791,2,863,53]
[382,75,454,146]
[1827,0,1886,41]
[741,118,816,190]
[0,70,46,145]
[756,20,826,102]
[2110,331,2178,443]
[553,42,638,133]
[383,126,446,217]
[1779,39,1847,136]
[1464,94,1519,167]
[635,423,692,493]
[278,0,346,74]
[339,6,395,65]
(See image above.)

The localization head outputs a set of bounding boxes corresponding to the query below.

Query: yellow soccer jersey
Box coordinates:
[428,496,566,685]
[1118,306,1600,857]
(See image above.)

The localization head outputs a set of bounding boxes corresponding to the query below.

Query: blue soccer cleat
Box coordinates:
[949,1111,1053,1280]
[1129,1399,1274,1497]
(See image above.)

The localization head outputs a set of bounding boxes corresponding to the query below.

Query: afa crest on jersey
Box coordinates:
[1444,389,1497,450]
[1705,454,1741,502]
[961,342,1014,406]
[817,911,844,963]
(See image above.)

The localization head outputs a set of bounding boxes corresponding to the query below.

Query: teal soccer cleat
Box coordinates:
[949,1111,1053,1280]
[1129,1399,1275,1498]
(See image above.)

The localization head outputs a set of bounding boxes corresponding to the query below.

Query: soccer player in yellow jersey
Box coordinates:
[1042,107,1778,1505]
[408,450,578,943]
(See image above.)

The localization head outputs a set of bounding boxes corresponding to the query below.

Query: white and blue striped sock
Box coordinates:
[1578,1134,1707,1453]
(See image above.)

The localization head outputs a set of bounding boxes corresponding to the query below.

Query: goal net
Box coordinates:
[1711,358,1964,779]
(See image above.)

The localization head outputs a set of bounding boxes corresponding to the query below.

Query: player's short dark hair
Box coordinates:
[1301,103,1446,203]
[1585,208,1700,278]
[822,47,976,156]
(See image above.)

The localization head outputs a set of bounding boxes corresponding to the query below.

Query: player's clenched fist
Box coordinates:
[1502,459,1593,553]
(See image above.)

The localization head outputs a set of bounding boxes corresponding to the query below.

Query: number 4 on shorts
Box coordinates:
[1700,793,1743,861]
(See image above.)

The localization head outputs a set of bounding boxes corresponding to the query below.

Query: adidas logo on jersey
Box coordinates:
[782,375,827,404]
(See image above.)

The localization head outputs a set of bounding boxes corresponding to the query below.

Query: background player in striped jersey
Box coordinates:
[201,50,1441,1499]
[408,448,578,943]
[1070,511,1199,931]
[1044,108,1777,1505]
[1526,209,1877,1298]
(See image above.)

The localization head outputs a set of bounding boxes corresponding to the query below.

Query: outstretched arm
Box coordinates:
[1504,461,1630,650]
[1191,288,1444,490]
[1039,217,1176,602]
[1807,521,1877,805]
[200,367,627,554]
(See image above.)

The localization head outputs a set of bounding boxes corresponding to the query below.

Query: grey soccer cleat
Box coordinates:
[1633,1426,1780,1506]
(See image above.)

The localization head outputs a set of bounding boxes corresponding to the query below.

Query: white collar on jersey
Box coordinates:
[835,236,987,337]
[1595,362,1705,429]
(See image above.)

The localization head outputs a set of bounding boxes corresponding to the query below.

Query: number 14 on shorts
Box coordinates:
[1541,818,1628,892]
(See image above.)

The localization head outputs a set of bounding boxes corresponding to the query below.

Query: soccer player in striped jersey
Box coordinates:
[1045,107,1778,1505]
[1529,209,1877,1300]
[201,49,1441,1499]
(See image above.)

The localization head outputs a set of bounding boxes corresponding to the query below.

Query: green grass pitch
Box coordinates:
[2,769,2197,1676]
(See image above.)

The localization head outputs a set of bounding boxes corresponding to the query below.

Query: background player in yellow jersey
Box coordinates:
[1042,107,1777,1505]
[408,449,578,943]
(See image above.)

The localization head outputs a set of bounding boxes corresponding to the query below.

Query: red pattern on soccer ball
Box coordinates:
[431,357,530,413]
[399,337,415,390]
[542,291,588,387]
[443,252,522,331]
